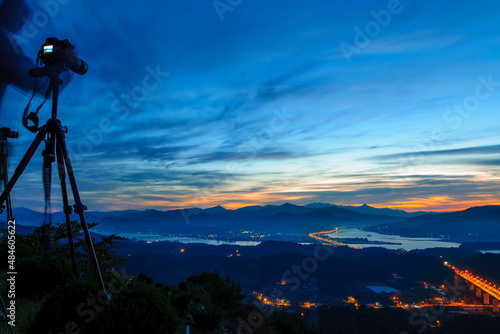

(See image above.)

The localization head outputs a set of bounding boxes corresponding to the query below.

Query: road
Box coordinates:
[446,264,500,302]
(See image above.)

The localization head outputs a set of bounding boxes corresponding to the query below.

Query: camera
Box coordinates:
[38,37,88,75]
[0,127,19,139]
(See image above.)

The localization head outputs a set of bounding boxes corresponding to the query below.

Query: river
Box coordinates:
[95,231,261,246]
[99,229,463,250]
[327,228,461,251]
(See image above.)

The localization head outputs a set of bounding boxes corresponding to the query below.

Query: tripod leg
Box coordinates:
[1,140,14,221]
[55,141,78,277]
[0,125,48,210]
[54,131,109,299]
[55,131,116,333]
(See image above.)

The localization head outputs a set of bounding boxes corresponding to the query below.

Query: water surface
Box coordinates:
[327,228,460,250]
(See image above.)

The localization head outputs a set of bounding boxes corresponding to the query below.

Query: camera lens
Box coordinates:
[69,58,88,75]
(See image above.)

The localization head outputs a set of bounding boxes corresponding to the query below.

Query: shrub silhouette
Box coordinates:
[16,253,73,297]
[0,237,73,297]
[27,276,107,334]
[267,308,302,334]
[111,279,180,333]
[187,269,244,312]
[189,304,224,332]
[28,275,180,334]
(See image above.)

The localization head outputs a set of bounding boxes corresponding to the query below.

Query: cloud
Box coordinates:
[3,0,500,211]
[366,144,500,162]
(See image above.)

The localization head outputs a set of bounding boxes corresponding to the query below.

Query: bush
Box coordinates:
[171,290,193,318]
[267,309,302,334]
[186,269,244,313]
[27,276,106,334]
[28,275,180,334]
[189,304,224,332]
[111,279,180,333]
[16,253,73,297]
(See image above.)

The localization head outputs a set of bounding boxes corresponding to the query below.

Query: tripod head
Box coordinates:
[29,64,66,80]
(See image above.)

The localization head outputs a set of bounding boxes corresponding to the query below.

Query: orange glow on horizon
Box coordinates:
[371,196,500,212]
[122,191,313,211]
[97,191,499,214]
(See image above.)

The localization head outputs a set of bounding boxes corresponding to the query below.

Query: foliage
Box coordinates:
[26,276,108,334]
[184,269,245,333]
[138,272,156,285]
[186,269,244,313]
[0,225,256,333]
[189,304,224,332]
[268,308,302,334]
[14,221,97,256]
[16,252,73,297]
[111,279,180,334]
[0,271,43,334]
[0,232,73,297]
[11,220,128,276]
[80,233,128,275]
[27,273,180,334]
[170,289,193,318]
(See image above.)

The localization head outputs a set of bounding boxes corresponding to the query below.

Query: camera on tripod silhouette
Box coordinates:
[0,128,19,140]
[29,37,88,78]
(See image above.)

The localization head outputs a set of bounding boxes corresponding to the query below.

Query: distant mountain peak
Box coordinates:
[204,205,227,213]
[305,202,335,209]
[144,209,163,213]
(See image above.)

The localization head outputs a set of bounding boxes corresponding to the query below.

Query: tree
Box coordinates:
[28,274,180,334]
[13,220,128,275]
[187,269,244,312]
[79,233,128,275]
[186,269,245,333]
[266,309,302,334]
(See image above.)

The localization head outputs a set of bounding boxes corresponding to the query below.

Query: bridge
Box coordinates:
[446,264,499,312]
[308,229,362,249]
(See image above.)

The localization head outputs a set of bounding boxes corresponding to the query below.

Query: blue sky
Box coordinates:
[1,0,500,212]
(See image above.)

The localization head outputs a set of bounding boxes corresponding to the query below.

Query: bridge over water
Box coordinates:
[447,264,499,312]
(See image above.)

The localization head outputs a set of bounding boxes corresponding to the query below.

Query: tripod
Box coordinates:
[0,65,110,306]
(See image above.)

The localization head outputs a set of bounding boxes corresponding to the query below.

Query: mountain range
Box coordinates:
[365,205,500,242]
[0,203,421,234]
[1,203,499,242]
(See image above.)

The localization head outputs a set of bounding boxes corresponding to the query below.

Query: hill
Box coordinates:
[366,205,500,242]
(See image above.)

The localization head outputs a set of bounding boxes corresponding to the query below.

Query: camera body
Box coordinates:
[39,37,88,75]
[0,127,19,139]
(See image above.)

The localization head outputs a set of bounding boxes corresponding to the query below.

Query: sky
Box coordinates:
[1,0,500,212]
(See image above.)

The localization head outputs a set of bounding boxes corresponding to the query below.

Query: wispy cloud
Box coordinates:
[2,0,500,211]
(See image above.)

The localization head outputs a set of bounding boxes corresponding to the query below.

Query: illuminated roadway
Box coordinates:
[446,264,500,302]
[309,229,346,246]
[309,228,363,249]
